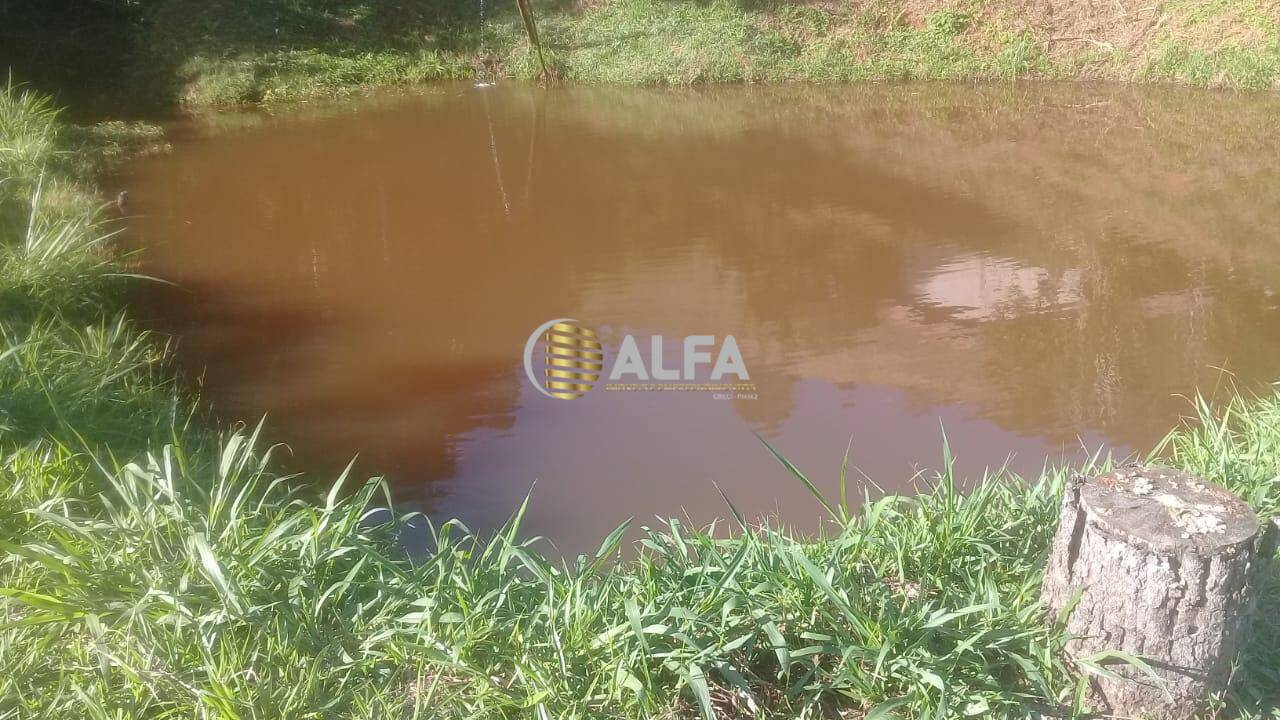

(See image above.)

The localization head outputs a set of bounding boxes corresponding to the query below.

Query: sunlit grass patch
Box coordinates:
[0,85,183,456]
[1141,0,1280,88]
[0,81,64,187]
[0,315,180,451]
[1155,388,1280,520]
[181,49,476,107]
[529,0,761,84]
[0,425,1085,718]
[1144,45,1280,89]
[3,401,1276,717]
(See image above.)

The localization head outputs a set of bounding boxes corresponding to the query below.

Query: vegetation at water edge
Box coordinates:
[2,0,1278,111]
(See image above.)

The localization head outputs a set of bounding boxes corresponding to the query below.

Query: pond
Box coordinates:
[120,81,1280,554]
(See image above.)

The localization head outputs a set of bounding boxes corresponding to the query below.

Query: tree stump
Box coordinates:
[1041,466,1268,719]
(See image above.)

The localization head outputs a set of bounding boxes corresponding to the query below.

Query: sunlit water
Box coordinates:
[121,82,1280,553]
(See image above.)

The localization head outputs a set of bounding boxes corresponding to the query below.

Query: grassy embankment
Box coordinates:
[143,0,1280,107]
[1,83,1279,718]
[3,0,1277,109]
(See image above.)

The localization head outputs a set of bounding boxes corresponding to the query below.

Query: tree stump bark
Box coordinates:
[1041,466,1267,719]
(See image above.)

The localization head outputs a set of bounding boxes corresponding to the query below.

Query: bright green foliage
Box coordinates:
[0,431,1085,718]
[1156,390,1280,520]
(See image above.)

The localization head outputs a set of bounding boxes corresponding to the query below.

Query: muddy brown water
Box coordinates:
[121,82,1280,554]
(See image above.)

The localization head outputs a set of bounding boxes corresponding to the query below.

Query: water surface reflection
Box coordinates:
[124,82,1280,552]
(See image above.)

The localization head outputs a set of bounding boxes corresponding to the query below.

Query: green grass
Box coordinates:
[179,48,476,106]
[0,433,1084,718]
[4,0,1279,110]
[2,83,1279,718]
[1142,0,1280,89]
[71,0,1272,109]
[169,0,1061,103]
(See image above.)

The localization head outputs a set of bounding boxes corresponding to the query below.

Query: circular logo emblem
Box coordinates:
[523,319,603,400]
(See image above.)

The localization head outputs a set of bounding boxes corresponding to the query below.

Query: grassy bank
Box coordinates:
[2,84,1280,718]
[146,0,1280,106]
[3,0,1279,111]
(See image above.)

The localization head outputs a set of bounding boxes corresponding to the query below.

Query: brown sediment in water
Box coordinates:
[120,81,1280,553]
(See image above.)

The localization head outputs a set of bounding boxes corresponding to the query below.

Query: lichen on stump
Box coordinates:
[1041,466,1267,719]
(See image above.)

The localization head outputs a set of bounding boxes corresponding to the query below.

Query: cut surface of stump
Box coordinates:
[1041,466,1267,719]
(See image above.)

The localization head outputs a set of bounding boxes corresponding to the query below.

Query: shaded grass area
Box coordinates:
[2,85,1279,718]
[135,0,1280,107]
